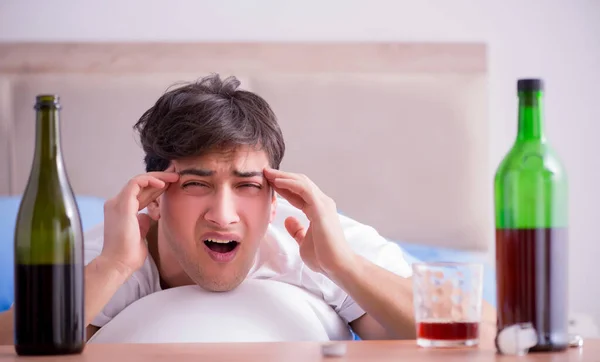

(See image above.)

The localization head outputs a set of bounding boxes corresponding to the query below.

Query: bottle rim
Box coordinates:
[34,94,61,109]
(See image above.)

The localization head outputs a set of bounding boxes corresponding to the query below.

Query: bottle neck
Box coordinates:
[517,91,545,142]
[33,106,63,167]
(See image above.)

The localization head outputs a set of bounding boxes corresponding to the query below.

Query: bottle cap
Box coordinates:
[517,79,544,92]
[495,323,538,355]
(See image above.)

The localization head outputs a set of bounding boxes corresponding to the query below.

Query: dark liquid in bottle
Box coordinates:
[496,228,569,352]
[417,321,479,341]
[14,263,84,355]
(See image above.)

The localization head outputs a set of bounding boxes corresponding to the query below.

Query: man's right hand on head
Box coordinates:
[100,168,179,278]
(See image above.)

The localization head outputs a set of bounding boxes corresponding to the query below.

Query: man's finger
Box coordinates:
[121,175,162,199]
[272,184,305,210]
[263,167,306,182]
[284,216,307,245]
[272,178,313,207]
[149,170,179,183]
[119,174,174,211]
[138,186,168,211]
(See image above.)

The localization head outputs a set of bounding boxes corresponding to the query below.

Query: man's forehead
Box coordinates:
[173,148,269,172]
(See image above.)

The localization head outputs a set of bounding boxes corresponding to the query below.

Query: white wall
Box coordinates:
[2,0,599,323]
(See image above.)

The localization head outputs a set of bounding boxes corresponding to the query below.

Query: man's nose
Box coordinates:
[204,189,240,227]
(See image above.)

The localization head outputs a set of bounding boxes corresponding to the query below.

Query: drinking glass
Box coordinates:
[412,262,484,348]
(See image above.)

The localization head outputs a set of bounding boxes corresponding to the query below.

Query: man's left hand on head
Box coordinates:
[263,167,356,279]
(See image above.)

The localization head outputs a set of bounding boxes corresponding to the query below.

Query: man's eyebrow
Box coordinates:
[178,168,214,177]
[177,169,263,178]
[233,170,264,178]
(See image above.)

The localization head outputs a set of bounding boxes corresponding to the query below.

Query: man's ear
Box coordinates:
[269,192,277,223]
[147,197,161,221]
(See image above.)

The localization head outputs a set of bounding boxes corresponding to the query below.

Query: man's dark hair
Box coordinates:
[134,74,285,172]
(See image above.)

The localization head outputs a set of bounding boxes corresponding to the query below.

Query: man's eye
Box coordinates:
[240,184,262,189]
[182,182,206,188]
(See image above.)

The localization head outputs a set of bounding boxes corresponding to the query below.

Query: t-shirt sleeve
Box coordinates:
[83,222,158,328]
[338,212,413,278]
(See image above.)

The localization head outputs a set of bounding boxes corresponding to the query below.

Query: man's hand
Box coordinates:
[101,168,179,277]
[263,167,355,278]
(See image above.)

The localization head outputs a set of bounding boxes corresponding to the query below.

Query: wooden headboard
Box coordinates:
[0,42,491,251]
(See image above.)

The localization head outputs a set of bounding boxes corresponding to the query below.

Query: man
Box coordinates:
[0,74,495,344]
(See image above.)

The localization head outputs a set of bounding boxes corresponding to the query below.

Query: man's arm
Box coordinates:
[0,255,131,345]
[332,254,416,340]
[83,255,134,333]
[0,308,13,345]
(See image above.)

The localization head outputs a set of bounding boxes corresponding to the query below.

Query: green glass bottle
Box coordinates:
[13,95,85,355]
[494,79,569,352]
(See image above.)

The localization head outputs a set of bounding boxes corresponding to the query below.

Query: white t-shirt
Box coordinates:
[84,198,412,341]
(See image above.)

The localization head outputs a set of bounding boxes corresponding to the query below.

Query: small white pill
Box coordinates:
[570,334,584,348]
[321,342,347,357]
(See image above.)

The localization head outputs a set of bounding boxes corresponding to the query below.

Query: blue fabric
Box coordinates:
[0,195,106,312]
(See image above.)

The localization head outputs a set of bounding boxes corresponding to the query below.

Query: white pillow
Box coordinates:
[89,279,353,343]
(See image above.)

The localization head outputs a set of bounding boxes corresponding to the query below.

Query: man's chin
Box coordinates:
[197,280,243,293]
[190,272,247,293]
[185,251,255,293]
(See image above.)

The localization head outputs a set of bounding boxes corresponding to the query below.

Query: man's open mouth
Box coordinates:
[203,239,239,254]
